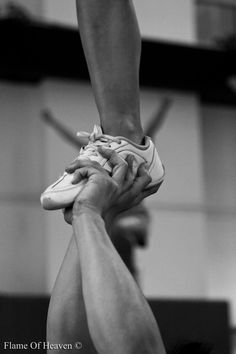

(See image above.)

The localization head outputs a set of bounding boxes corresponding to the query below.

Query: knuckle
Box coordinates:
[65,164,74,172]
[66,160,80,171]
[107,147,113,155]
[146,174,152,184]
[110,150,117,159]
[73,169,79,177]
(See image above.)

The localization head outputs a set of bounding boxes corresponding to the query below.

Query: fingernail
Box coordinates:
[132,158,138,174]
[129,155,134,165]
[138,163,148,175]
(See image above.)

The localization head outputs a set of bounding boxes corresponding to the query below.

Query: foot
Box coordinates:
[40,125,165,210]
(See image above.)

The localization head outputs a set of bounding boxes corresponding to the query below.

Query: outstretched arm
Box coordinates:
[72,206,165,354]
[47,150,166,354]
[47,235,98,353]
[68,150,165,354]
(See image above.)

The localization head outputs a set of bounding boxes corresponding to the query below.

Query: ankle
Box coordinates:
[101,113,144,144]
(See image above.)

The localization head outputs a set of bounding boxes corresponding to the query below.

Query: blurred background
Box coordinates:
[0,0,236,353]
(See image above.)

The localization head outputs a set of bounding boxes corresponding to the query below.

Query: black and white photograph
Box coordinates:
[0,0,235,353]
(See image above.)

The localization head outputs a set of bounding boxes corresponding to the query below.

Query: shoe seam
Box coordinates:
[44,184,82,194]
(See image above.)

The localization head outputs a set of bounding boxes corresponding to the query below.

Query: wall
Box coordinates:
[39,0,195,43]
[0,0,207,300]
[0,0,42,17]
[134,0,196,42]
[201,106,236,325]
[1,0,235,329]
[2,80,236,327]
[137,91,207,298]
[0,82,47,293]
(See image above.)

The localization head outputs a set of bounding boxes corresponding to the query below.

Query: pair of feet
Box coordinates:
[40,125,165,210]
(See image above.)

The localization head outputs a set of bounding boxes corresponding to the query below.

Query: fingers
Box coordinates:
[65,148,158,214]
[131,164,152,193]
[132,184,160,205]
[125,164,152,203]
[125,155,135,180]
[66,157,104,174]
[66,149,134,188]
[111,164,153,212]
[122,155,137,190]
[71,167,88,184]
[98,146,124,167]
[119,184,159,212]
[130,179,162,210]
[65,158,85,173]
[98,147,128,183]
[71,166,106,184]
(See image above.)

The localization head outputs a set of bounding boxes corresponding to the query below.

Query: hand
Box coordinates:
[63,148,160,224]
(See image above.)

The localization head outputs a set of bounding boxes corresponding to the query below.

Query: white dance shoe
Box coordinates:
[40,125,165,210]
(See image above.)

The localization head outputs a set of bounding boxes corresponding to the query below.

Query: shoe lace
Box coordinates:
[77,128,121,158]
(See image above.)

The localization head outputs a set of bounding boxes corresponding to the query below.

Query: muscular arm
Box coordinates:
[47,235,98,353]
[73,206,166,354]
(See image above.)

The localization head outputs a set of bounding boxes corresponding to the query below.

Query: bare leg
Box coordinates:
[47,235,97,354]
[76,0,143,143]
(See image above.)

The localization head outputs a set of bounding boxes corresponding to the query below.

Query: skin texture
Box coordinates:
[47,150,166,354]
[41,98,172,279]
[47,0,167,351]
[65,148,155,218]
[76,0,143,143]
[41,0,172,280]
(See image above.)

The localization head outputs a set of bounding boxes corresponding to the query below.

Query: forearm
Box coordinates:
[73,207,166,354]
[47,236,97,353]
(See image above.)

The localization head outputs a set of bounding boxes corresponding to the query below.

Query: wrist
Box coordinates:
[103,210,115,225]
[103,208,119,234]
[72,201,102,220]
